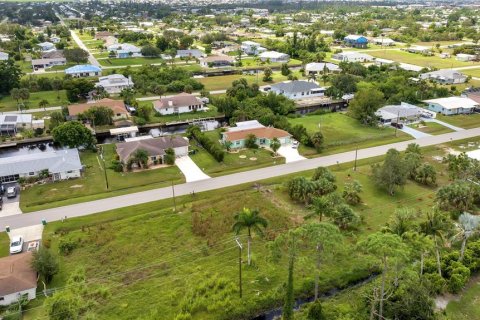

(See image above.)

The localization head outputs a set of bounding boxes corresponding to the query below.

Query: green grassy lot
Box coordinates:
[83,39,104,49]
[16,60,32,73]
[93,52,110,59]
[22,72,66,79]
[189,130,285,176]
[240,57,303,68]
[408,121,454,135]
[462,68,480,78]
[436,113,480,129]
[24,141,457,319]
[445,275,480,320]
[0,90,69,112]
[99,57,167,67]
[20,145,184,212]
[0,233,10,257]
[369,49,479,69]
[289,113,412,156]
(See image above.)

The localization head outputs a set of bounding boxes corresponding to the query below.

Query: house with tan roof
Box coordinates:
[153,93,205,115]
[199,55,235,68]
[67,98,129,121]
[95,31,114,40]
[116,136,189,168]
[222,120,291,149]
[0,252,37,306]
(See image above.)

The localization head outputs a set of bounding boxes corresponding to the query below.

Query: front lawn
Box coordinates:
[0,90,69,112]
[436,113,480,129]
[289,113,412,156]
[99,57,167,67]
[20,144,184,212]
[0,233,10,258]
[408,121,454,135]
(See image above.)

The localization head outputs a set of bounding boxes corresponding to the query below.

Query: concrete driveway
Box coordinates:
[0,184,22,217]
[8,225,44,243]
[176,156,211,182]
[424,118,464,132]
[277,145,306,163]
[399,126,432,139]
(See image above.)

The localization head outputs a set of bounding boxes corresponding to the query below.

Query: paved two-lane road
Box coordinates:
[2,128,480,231]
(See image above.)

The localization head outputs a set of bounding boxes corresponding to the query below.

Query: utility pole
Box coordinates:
[354,148,358,171]
[100,147,109,189]
[395,111,400,137]
[235,237,243,298]
[171,181,177,212]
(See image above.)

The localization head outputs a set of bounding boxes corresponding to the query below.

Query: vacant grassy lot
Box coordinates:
[289,113,412,156]
[198,71,304,91]
[99,57,167,67]
[408,121,454,135]
[20,145,184,212]
[26,140,458,319]
[369,49,478,69]
[462,68,480,78]
[436,113,480,129]
[0,233,10,257]
[445,275,480,320]
[0,90,69,112]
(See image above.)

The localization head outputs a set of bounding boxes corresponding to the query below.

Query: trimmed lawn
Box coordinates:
[408,121,454,135]
[198,71,304,91]
[20,145,184,212]
[289,113,412,156]
[436,113,480,129]
[84,39,104,49]
[462,68,480,78]
[99,57,167,67]
[0,90,69,112]
[369,49,479,69]
[0,233,10,258]
[445,275,480,320]
[93,52,110,59]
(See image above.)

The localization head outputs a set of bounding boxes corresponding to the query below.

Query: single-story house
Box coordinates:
[344,35,368,48]
[176,49,205,59]
[199,55,235,68]
[462,88,480,105]
[0,253,37,306]
[41,50,64,60]
[50,36,61,43]
[270,80,325,100]
[0,114,44,135]
[420,69,467,84]
[456,54,476,62]
[241,41,267,55]
[423,97,479,115]
[0,148,82,183]
[65,64,102,78]
[107,43,142,58]
[37,42,55,52]
[68,98,129,120]
[95,74,134,94]
[95,31,114,40]
[222,122,291,149]
[332,52,373,63]
[259,51,290,63]
[304,62,340,75]
[374,58,424,72]
[116,136,189,167]
[153,92,205,115]
[406,45,431,55]
[0,51,8,61]
[104,36,118,47]
[31,57,66,70]
[375,102,426,124]
[373,38,396,46]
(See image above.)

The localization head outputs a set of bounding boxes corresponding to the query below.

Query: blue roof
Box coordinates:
[344,35,368,43]
[65,64,102,74]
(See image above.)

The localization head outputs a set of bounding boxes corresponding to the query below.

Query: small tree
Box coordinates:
[232,208,268,265]
[372,149,408,196]
[164,148,176,165]
[342,180,362,205]
[38,99,49,111]
[263,67,273,81]
[281,63,290,76]
[31,247,59,284]
[270,137,281,155]
[245,134,258,149]
[310,131,324,152]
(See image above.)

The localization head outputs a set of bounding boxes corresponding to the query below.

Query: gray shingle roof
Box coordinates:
[116,136,189,162]
[0,149,82,177]
[271,80,320,94]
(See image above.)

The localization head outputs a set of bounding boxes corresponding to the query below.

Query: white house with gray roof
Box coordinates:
[0,149,82,183]
[0,52,8,61]
[420,69,467,84]
[305,62,340,75]
[270,81,325,100]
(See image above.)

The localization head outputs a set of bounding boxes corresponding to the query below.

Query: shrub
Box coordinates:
[187,125,225,162]
[58,237,78,255]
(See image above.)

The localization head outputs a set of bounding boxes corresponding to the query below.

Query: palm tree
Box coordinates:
[420,210,453,276]
[453,212,480,261]
[38,99,49,112]
[232,208,268,265]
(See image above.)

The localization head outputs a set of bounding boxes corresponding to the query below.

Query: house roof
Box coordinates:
[423,97,479,109]
[65,64,102,74]
[0,252,37,296]
[420,69,466,80]
[200,55,235,63]
[107,43,141,52]
[116,136,189,162]
[41,50,64,59]
[0,148,82,177]
[344,35,368,42]
[271,80,320,93]
[305,62,340,72]
[223,127,290,142]
[376,103,424,120]
[259,51,289,59]
[68,98,127,116]
[153,93,202,110]
[32,58,66,65]
[37,41,54,48]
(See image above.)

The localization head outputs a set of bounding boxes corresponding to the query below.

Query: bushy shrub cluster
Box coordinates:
[187,125,225,162]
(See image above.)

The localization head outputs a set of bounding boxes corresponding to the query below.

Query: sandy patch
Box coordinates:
[249,157,257,161]
[69,184,83,188]
[239,155,247,159]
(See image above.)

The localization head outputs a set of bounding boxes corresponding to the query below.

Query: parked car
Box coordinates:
[6,187,16,199]
[292,140,299,149]
[10,236,23,254]
[391,122,403,129]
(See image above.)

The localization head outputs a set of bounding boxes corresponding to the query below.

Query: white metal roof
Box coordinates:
[110,126,139,135]
[423,97,479,110]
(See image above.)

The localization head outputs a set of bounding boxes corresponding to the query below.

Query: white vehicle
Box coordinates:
[10,236,23,254]
[6,186,16,198]
[292,140,299,149]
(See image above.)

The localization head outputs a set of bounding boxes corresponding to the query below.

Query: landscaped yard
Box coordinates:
[369,49,479,69]
[462,68,480,78]
[99,57,167,67]
[0,90,69,112]
[145,104,221,124]
[408,121,454,135]
[0,233,10,258]
[20,144,184,212]
[289,112,412,156]
[436,113,480,129]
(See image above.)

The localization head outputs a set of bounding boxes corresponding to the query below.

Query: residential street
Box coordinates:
[2,127,480,231]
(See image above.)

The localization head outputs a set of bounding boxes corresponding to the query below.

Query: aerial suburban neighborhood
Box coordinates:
[1,0,480,319]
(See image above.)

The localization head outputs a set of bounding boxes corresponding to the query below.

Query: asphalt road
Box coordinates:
[2,127,480,231]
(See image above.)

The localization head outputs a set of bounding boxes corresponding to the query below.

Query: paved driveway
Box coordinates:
[277,145,306,163]
[399,126,432,139]
[8,225,44,243]
[0,184,22,217]
[424,118,464,132]
[176,156,211,182]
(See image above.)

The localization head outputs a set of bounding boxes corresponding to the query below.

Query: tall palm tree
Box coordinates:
[232,208,268,265]
[453,212,480,261]
[420,210,453,276]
